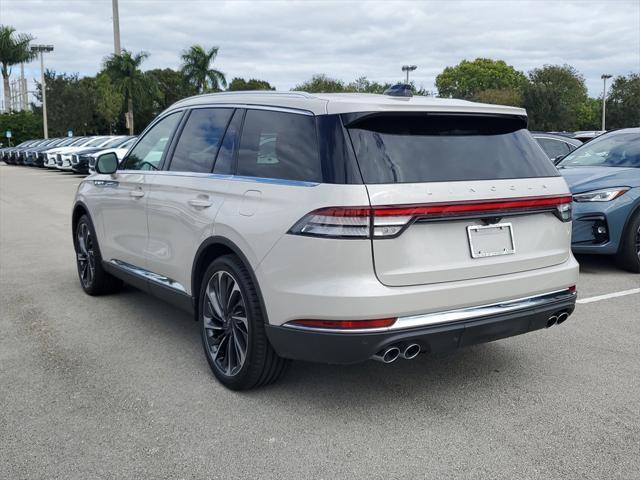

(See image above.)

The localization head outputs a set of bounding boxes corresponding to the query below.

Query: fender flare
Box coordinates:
[191,236,271,324]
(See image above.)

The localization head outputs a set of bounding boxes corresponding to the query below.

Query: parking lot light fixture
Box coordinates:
[601,74,612,131]
[30,44,54,139]
[401,65,417,84]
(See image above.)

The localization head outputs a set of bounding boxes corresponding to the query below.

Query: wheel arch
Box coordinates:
[71,201,90,246]
[617,196,640,254]
[191,236,270,324]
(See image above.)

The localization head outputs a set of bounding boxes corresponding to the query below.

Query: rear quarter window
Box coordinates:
[237,110,321,182]
[346,113,558,184]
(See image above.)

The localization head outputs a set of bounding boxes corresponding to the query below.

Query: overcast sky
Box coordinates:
[2,0,639,101]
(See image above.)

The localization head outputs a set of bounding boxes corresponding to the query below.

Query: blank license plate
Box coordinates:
[467,223,515,258]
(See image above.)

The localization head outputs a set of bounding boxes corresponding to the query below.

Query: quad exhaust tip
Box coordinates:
[556,312,569,325]
[373,346,401,364]
[372,343,421,363]
[401,343,421,360]
[547,310,570,328]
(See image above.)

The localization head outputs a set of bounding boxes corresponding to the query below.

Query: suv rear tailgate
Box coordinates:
[367,178,572,286]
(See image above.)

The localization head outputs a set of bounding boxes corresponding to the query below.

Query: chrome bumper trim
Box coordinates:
[282,288,577,334]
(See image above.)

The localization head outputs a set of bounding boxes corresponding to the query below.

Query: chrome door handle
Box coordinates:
[130,190,145,198]
[188,198,213,208]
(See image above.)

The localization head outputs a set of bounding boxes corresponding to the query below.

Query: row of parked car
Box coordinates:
[0,135,136,173]
[1,130,589,175]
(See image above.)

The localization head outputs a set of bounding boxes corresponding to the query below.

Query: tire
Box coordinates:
[74,214,123,295]
[616,210,640,273]
[199,254,290,390]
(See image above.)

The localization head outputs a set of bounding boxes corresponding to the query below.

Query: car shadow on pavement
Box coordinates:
[575,254,619,274]
[111,284,539,406]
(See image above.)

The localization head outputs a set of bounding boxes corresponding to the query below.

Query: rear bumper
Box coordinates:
[266,289,577,364]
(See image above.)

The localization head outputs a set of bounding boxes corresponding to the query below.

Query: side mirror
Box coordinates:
[95,152,118,174]
[553,155,565,166]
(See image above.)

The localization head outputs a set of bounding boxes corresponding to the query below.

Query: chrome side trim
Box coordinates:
[282,289,576,334]
[110,259,187,293]
[115,170,319,187]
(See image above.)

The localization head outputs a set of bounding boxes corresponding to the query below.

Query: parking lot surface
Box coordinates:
[1,164,639,480]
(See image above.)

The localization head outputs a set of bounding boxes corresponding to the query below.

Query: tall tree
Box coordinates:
[180,45,226,93]
[345,76,390,94]
[227,77,275,91]
[103,49,150,134]
[96,73,124,134]
[0,25,36,112]
[523,64,589,131]
[606,73,640,129]
[293,74,346,93]
[435,58,527,100]
[33,71,101,136]
[145,68,198,109]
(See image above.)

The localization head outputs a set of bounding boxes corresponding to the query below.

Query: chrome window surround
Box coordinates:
[283,288,577,333]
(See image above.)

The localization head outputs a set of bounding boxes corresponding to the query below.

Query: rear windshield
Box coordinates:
[345,114,558,183]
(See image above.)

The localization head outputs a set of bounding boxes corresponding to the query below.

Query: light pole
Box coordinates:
[31,44,54,139]
[601,74,612,131]
[402,65,417,84]
[112,0,121,54]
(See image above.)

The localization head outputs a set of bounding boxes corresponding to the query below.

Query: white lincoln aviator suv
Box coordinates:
[72,90,579,390]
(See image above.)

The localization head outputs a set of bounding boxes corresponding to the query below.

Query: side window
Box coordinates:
[236,110,321,182]
[538,138,568,159]
[122,112,181,171]
[213,109,243,175]
[169,108,233,173]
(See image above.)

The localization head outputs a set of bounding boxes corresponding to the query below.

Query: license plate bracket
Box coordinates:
[467,223,515,259]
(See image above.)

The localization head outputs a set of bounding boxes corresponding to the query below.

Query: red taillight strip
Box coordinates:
[371,195,572,217]
[287,318,397,330]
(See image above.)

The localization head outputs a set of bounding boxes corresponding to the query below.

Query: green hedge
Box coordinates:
[0,111,43,146]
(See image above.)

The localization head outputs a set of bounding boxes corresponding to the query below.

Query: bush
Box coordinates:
[0,111,43,145]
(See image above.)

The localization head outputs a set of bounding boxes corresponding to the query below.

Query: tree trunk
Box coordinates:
[128,97,134,135]
[2,72,11,113]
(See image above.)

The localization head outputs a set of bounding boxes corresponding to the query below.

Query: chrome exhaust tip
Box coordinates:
[556,312,569,325]
[400,343,421,360]
[546,315,558,328]
[372,346,400,364]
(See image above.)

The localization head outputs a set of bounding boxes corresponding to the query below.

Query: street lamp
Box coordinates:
[31,44,54,139]
[601,74,612,131]
[112,0,122,54]
[402,65,417,84]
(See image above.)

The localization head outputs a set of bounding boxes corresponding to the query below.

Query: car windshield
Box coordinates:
[84,137,109,147]
[102,137,129,148]
[558,132,640,168]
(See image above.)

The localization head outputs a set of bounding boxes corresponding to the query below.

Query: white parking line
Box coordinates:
[577,288,640,304]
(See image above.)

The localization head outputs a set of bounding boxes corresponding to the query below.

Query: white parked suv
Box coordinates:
[72,90,579,389]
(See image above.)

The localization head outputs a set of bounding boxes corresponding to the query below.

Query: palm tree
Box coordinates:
[103,49,149,134]
[0,25,36,112]
[180,45,226,93]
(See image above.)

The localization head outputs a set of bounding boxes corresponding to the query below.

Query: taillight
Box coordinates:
[289,195,573,239]
[286,318,397,330]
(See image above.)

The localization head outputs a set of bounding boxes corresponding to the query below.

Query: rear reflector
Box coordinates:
[287,318,397,330]
[289,195,573,239]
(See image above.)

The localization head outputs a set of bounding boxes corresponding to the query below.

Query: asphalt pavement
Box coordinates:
[1,164,639,480]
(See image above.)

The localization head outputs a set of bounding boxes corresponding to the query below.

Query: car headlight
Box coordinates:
[573,187,630,202]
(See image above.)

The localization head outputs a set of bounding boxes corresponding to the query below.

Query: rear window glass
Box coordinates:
[237,110,321,182]
[346,114,558,183]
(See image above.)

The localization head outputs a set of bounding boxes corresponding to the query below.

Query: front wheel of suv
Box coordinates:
[616,210,640,273]
[199,255,289,390]
[74,214,123,295]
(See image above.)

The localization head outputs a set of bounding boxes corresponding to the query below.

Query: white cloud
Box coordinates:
[2,0,639,101]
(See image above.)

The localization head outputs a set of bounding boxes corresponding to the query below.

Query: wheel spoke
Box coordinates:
[202,270,249,377]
